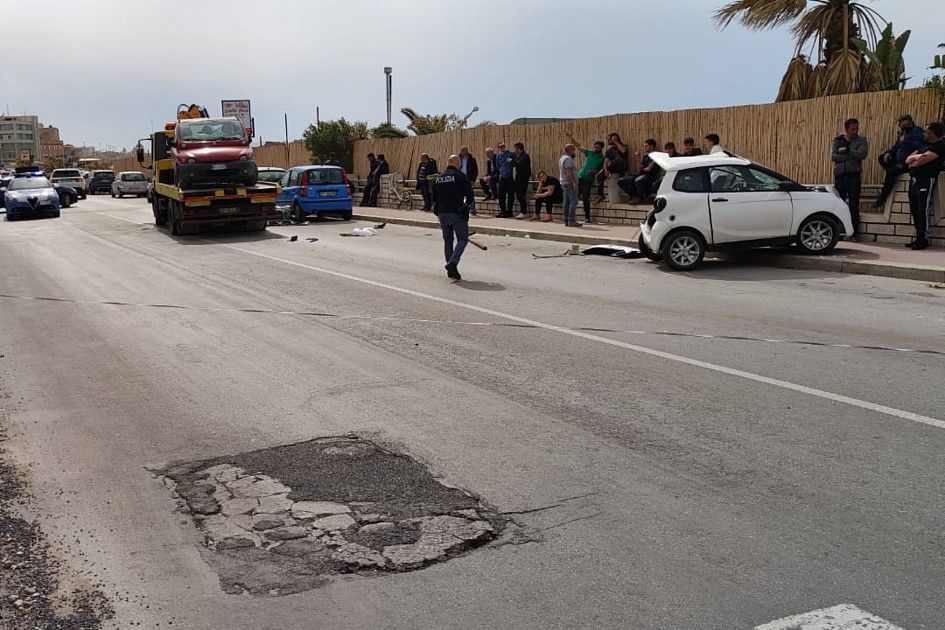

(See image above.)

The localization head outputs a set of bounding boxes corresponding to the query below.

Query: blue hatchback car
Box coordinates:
[277,165,353,222]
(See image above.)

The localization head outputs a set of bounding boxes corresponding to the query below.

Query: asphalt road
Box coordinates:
[0,196,943,629]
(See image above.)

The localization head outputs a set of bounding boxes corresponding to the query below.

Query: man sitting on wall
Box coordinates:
[874,114,926,209]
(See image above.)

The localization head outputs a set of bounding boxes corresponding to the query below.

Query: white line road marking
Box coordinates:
[755,604,906,629]
[219,244,945,431]
[82,214,945,429]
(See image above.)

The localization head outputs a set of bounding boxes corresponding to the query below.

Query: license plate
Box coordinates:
[218,207,240,214]
[211,164,227,171]
[319,190,336,197]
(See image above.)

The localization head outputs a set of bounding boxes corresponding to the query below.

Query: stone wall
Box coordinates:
[859,173,945,247]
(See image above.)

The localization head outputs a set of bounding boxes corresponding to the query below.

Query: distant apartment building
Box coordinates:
[0,115,41,163]
[40,124,65,161]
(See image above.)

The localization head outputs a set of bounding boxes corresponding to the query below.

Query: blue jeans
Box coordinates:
[562,184,578,224]
[439,212,469,266]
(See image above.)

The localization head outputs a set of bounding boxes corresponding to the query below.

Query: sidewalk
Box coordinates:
[746,241,945,283]
[351,205,945,283]
[351,205,639,246]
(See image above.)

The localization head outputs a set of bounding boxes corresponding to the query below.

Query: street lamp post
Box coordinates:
[384,67,392,126]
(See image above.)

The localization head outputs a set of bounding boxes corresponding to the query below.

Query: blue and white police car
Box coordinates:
[3,167,61,221]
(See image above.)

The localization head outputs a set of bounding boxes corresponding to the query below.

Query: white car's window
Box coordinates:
[672,169,708,193]
[744,167,783,191]
[710,166,783,193]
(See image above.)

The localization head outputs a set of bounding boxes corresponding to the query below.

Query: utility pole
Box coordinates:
[284,113,290,169]
[316,107,320,126]
[384,67,392,126]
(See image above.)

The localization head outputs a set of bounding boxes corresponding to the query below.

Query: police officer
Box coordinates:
[433,155,475,280]
[904,122,945,250]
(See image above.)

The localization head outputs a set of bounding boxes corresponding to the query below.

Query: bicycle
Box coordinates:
[389,174,414,210]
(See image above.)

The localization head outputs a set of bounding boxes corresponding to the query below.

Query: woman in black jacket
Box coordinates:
[532,171,563,222]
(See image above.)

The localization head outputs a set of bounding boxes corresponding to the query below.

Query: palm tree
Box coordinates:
[715,0,886,101]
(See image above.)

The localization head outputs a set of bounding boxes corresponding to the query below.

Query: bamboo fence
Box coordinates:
[352,88,942,186]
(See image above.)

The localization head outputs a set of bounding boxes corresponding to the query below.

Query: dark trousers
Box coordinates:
[497,177,515,215]
[908,176,937,243]
[617,175,635,197]
[368,182,381,208]
[535,198,554,216]
[514,177,530,214]
[362,178,376,206]
[595,171,608,197]
[633,173,655,200]
[479,177,497,199]
[419,182,432,210]
[877,157,909,204]
[439,212,469,266]
[578,178,594,222]
[834,172,862,233]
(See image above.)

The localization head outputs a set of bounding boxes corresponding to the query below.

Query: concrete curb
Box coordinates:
[351,212,635,246]
[353,212,945,283]
[750,253,945,283]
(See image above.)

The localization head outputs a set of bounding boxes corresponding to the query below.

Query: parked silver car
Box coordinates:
[111,171,148,198]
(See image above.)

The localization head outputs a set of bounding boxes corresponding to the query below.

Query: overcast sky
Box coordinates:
[6,0,941,150]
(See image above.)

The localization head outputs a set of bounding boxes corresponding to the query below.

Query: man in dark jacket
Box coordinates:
[368,154,388,207]
[479,148,498,200]
[363,153,378,206]
[904,122,945,250]
[433,155,475,280]
[874,114,926,208]
[831,118,869,239]
[512,142,532,219]
[494,141,515,217]
[459,146,479,215]
[416,153,439,211]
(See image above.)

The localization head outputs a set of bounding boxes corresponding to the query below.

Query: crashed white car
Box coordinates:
[638,152,854,271]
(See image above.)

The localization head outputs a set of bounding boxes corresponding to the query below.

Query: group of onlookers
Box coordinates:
[831,113,944,249]
[362,117,943,244]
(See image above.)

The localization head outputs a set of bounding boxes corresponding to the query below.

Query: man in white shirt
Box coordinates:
[703,133,725,155]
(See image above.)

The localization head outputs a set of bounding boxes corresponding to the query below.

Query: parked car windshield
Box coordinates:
[92,172,114,180]
[258,170,285,183]
[122,172,146,181]
[179,119,245,142]
[52,170,81,178]
[9,177,52,190]
[307,169,343,184]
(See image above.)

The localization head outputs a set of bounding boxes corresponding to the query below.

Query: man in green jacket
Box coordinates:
[831,118,869,240]
[565,131,605,225]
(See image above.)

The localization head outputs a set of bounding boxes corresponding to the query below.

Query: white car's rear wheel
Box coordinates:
[661,230,705,271]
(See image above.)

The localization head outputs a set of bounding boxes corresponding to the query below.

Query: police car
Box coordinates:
[3,167,61,221]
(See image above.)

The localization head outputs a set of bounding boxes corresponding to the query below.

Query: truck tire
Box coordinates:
[153,197,167,227]
[248,220,268,232]
[168,204,181,235]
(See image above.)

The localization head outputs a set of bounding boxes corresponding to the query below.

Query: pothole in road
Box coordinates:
[159,437,508,596]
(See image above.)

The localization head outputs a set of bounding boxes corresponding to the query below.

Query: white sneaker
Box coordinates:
[514,213,527,220]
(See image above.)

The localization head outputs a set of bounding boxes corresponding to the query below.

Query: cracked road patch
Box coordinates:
[159,437,507,595]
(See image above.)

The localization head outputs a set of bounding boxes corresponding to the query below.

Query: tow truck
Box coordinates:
[136,104,280,235]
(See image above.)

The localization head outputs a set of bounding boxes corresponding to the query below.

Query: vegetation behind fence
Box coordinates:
[352,88,942,186]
